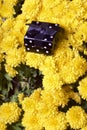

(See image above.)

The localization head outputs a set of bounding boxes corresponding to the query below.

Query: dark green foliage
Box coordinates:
[0,62,13,104]
[0,63,43,104]
[7,122,25,130]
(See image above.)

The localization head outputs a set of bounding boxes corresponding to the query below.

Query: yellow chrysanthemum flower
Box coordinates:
[22,111,43,130]
[41,88,69,107]
[0,122,7,130]
[66,106,87,129]
[22,88,68,129]
[22,88,42,112]
[43,73,63,90]
[6,48,26,67]
[0,18,15,44]
[44,112,67,130]
[25,52,45,69]
[22,91,67,130]
[0,102,22,124]
[78,77,87,100]
[37,100,58,123]
[39,55,58,75]
[60,54,87,84]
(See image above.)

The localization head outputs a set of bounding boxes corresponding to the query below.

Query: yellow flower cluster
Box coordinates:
[22,89,43,130]
[44,112,67,130]
[22,89,68,130]
[0,15,27,76]
[0,0,87,129]
[66,106,87,129]
[0,102,21,124]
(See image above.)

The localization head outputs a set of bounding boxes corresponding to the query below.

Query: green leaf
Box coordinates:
[8,82,13,92]
[10,94,18,102]
[12,126,22,130]
[4,73,12,81]
[7,125,23,130]
[7,121,25,130]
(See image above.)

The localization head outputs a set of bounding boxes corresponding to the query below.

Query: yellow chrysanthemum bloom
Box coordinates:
[22,88,42,112]
[41,103,58,117]
[22,90,67,130]
[5,48,26,67]
[22,111,43,130]
[0,102,22,124]
[60,54,87,84]
[44,112,67,130]
[22,88,68,129]
[39,56,58,75]
[41,88,69,107]
[66,106,87,129]
[78,77,87,100]
[43,73,63,90]
[0,122,7,130]
[25,52,45,69]
[37,99,58,123]
[0,18,15,45]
